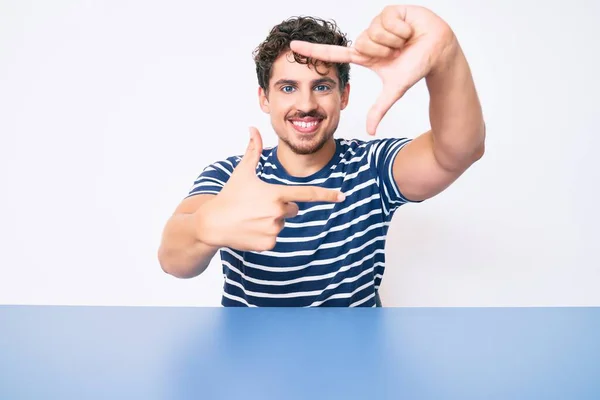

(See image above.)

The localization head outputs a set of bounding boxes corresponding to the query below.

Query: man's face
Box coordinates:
[259,51,350,155]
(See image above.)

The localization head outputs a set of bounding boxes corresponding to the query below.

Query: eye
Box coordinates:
[315,84,330,92]
[281,85,295,93]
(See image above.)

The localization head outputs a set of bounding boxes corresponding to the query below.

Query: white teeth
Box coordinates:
[292,121,318,128]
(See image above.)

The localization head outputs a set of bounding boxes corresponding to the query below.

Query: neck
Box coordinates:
[276,138,336,178]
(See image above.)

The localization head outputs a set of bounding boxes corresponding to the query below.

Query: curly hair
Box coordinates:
[253,16,351,93]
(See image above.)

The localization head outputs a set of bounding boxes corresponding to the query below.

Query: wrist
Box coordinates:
[428,34,461,78]
[192,197,225,249]
[425,40,471,98]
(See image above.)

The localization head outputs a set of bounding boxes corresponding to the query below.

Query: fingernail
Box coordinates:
[337,192,346,202]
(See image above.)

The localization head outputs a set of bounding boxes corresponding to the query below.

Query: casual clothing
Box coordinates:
[187,137,418,307]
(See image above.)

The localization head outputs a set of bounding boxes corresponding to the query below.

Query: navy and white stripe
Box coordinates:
[187,137,418,307]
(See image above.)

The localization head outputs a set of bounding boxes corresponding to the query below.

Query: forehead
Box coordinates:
[270,50,338,85]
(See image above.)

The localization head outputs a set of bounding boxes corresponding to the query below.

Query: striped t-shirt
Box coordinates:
[187,136,418,307]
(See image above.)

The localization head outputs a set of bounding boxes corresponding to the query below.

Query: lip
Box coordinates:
[288,118,323,135]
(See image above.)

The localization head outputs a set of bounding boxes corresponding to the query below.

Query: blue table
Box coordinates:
[1,306,599,399]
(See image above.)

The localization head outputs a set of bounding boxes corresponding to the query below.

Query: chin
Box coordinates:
[284,131,332,155]
[290,143,323,155]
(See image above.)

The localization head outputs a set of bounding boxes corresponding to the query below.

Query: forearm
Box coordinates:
[158,210,220,279]
[426,39,486,171]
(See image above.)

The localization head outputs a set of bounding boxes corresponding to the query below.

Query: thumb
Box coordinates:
[240,126,264,171]
[366,85,402,135]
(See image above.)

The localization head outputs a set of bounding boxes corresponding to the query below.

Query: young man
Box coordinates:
[158,5,485,307]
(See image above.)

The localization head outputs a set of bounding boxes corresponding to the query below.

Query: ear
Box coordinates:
[340,83,350,110]
[258,86,270,114]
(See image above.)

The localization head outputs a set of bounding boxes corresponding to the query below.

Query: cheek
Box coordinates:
[270,97,294,117]
[322,100,341,117]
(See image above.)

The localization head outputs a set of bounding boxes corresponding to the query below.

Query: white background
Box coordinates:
[1,0,598,307]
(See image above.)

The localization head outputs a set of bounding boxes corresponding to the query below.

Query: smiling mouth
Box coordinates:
[288,118,323,134]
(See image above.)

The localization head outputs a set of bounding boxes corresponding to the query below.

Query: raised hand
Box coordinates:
[198,127,345,252]
[290,5,458,135]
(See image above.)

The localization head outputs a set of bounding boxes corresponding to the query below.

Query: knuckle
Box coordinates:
[370,27,386,42]
[382,4,395,13]
[276,204,287,217]
[381,5,399,21]
[271,219,284,235]
[316,189,331,202]
[381,13,395,32]
[309,187,320,201]
[355,34,369,49]
[268,226,281,237]
[263,237,277,250]
[269,204,286,220]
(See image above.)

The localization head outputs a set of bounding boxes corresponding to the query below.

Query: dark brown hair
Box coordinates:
[253,16,351,94]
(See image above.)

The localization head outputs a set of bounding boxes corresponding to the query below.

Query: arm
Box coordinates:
[393,38,485,202]
[158,148,238,279]
[158,194,221,279]
[289,5,486,203]
[158,127,344,278]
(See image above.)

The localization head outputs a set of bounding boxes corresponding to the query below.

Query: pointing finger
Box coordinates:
[289,40,367,65]
[276,185,345,203]
[355,32,395,59]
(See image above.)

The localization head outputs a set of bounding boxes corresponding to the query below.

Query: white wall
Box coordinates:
[1,0,598,307]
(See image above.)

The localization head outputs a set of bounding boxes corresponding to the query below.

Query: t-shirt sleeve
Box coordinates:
[369,137,423,219]
[185,156,240,198]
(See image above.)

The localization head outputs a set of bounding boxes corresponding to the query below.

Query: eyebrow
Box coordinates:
[273,77,338,88]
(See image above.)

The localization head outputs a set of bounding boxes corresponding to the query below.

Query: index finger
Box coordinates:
[290,40,363,64]
[276,185,345,203]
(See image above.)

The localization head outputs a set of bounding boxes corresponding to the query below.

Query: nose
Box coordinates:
[296,90,317,112]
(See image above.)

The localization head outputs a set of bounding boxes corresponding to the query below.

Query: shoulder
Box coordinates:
[232,146,277,173]
[336,137,369,160]
[335,137,411,165]
[202,146,276,174]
